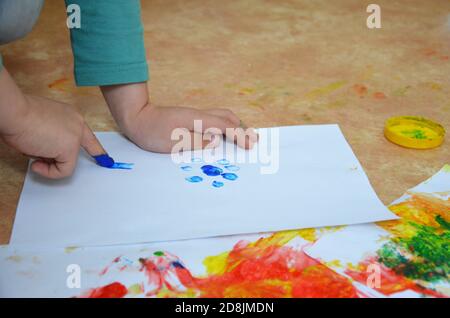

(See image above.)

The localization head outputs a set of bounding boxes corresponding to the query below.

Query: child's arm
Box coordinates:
[66,0,257,152]
[0,65,105,179]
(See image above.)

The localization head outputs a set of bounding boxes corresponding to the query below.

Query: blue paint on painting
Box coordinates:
[224,165,240,171]
[221,173,238,181]
[216,159,230,165]
[180,165,193,171]
[201,165,223,176]
[185,176,203,183]
[212,181,224,188]
[191,158,203,163]
[93,154,133,170]
[172,261,185,269]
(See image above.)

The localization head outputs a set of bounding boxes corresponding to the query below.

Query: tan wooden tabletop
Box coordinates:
[0,0,448,244]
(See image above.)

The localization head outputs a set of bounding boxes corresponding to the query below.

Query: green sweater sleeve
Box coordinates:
[65,0,149,86]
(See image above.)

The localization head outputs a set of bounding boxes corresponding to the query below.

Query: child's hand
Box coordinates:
[1,95,105,179]
[102,83,258,153]
[0,66,106,179]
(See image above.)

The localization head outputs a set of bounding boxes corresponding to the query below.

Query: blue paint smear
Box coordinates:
[172,261,185,269]
[224,165,240,171]
[93,154,133,170]
[216,159,230,165]
[221,173,238,181]
[212,181,224,188]
[180,165,193,171]
[191,158,203,163]
[111,162,134,170]
[186,176,203,183]
[201,165,223,176]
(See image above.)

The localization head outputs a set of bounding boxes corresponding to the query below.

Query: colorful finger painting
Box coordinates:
[306,164,450,298]
[0,165,447,297]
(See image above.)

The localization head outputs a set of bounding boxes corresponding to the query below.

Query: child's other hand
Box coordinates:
[1,95,105,178]
[102,83,258,153]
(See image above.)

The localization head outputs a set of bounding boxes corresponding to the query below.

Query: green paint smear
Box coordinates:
[377,216,450,283]
[400,129,427,139]
[154,251,165,256]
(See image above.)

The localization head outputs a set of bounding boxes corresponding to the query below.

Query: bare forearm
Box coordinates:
[0,68,30,136]
[100,82,150,131]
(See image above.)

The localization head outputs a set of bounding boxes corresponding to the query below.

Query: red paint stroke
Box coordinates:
[99,256,122,276]
[345,257,446,298]
[83,282,128,298]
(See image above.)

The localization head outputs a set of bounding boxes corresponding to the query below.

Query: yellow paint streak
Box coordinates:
[64,246,79,254]
[304,81,347,100]
[204,251,230,275]
[127,283,143,296]
[6,255,22,263]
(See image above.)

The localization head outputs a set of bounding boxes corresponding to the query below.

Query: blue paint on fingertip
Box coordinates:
[93,154,133,170]
[93,154,115,168]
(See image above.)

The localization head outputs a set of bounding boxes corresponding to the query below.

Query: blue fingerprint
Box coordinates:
[212,181,224,188]
[221,173,238,181]
[216,159,230,165]
[191,158,203,163]
[201,165,223,176]
[180,165,193,171]
[185,176,203,183]
[224,165,240,171]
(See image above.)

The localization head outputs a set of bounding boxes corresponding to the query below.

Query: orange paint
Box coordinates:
[353,84,367,98]
[84,282,128,298]
[48,78,69,90]
[138,237,358,298]
[373,92,386,99]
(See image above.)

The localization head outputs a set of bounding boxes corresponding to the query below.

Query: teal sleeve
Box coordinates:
[0,54,3,71]
[65,0,149,86]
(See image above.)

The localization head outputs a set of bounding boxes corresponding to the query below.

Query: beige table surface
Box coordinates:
[0,0,448,244]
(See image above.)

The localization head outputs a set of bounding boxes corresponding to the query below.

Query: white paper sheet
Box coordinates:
[10,125,397,247]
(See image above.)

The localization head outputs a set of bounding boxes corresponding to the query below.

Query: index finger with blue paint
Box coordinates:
[81,123,115,168]
[81,124,133,170]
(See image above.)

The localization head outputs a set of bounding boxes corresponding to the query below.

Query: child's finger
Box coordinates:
[203,108,241,126]
[186,111,239,135]
[80,123,107,157]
